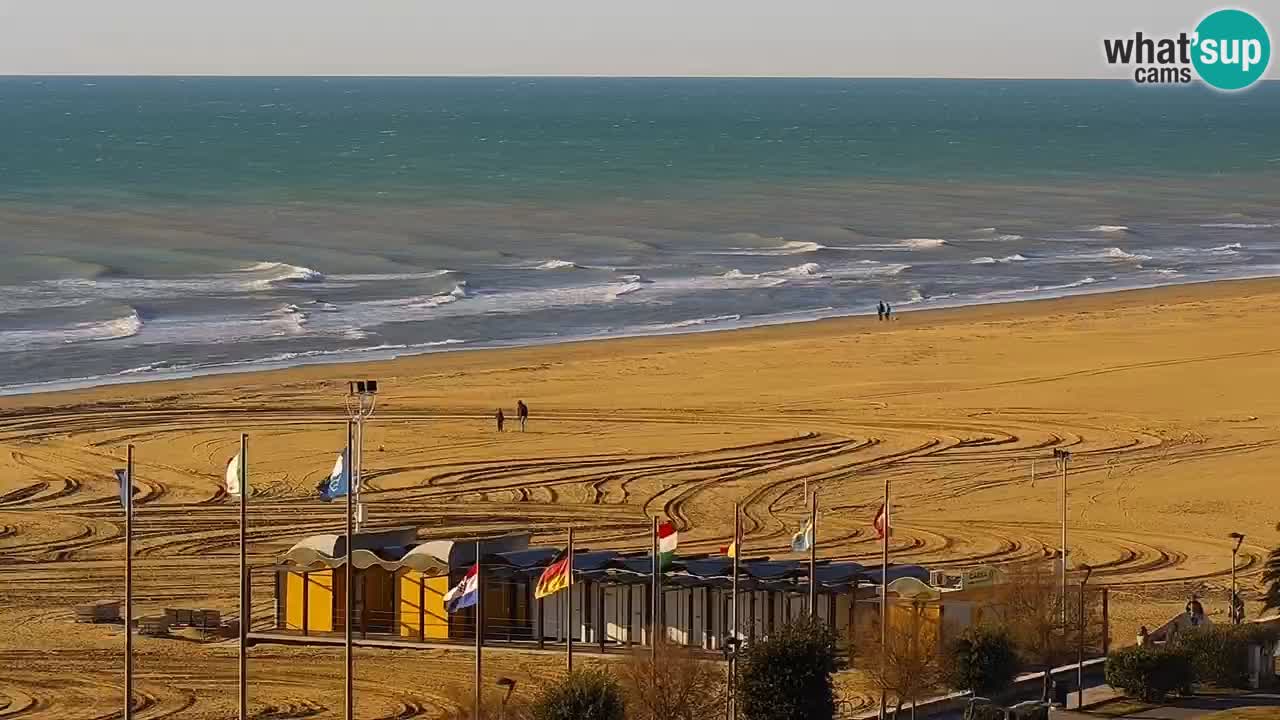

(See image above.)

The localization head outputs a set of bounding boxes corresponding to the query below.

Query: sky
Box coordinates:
[1,0,1276,78]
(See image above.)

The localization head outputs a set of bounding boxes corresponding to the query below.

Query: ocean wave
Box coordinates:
[608,282,645,299]
[616,274,653,284]
[648,314,742,331]
[536,259,583,270]
[769,262,823,278]
[1086,225,1130,233]
[898,238,948,250]
[1,308,142,352]
[1200,223,1275,229]
[971,254,1028,265]
[1072,247,1151,262]
[707,239,826,256]
[978,276,1099,300]
[239,261,325,284]
[327,269,454,282]
[1210,243,1244,252]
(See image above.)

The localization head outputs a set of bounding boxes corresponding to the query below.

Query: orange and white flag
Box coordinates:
[873,503,889,540]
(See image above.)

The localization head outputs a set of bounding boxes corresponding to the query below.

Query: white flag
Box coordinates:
[225,452,245,497]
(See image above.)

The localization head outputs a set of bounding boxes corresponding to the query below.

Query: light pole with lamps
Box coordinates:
[345,380,378,532]
[496,677,516,720]
[1054,448,1072,625]
[1229,532,1245,624]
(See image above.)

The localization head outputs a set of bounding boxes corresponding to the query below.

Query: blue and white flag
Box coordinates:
[115,468,131,510]
[443,564,479,612]
[790,517,813,553]
[318,450,349,502]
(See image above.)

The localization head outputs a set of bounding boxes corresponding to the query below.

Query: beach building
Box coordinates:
[265,527,975,653]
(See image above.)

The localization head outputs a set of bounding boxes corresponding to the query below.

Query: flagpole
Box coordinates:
[125,444,134,720]
[474,539,483,720]
[879,478,890,720]
[344,420,354,720]
[651,516,659,659]
[809,491,818,615]
[729,503,740,720]
[566,527,575,671]
[238,433,249,720]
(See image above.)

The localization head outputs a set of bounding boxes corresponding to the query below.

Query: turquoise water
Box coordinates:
[1,77,1278,392]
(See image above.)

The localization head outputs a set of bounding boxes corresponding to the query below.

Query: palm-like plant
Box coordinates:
[1264,544,1280,612]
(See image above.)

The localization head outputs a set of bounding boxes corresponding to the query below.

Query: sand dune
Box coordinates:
[2,278,1279,717]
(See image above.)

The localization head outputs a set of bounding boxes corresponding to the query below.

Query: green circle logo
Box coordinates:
[1192,9,1271,90]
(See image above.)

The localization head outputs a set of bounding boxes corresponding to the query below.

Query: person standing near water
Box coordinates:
[517,400,529,432]
[885,303,893,321]
[877,301,886,321]
[496,408,505,432]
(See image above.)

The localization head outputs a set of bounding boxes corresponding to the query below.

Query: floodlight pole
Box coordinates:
[1077,565,1092,710]
[1055,449,1072,625]
[1230,533,1245,624]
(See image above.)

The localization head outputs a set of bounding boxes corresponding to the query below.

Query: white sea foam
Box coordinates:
[1087,225,1130,233]
[239,261,325,284]
[971,254,1027,265]
[536,259,583,270]
[898,238,948,249]
[1210,243,1244,252]
[770,262,823,278]
[1200,223,1275,229]
[608,282,645,299]
[648,314,742,331]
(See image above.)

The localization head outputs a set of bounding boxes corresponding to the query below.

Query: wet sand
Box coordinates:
[3,278,1279,718]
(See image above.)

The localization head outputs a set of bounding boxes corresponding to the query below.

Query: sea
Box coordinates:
[2,76,1279,395]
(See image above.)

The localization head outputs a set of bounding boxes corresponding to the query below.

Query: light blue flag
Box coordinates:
[115,468,130,509]
[790,518,813,553]
[318,450,349,502]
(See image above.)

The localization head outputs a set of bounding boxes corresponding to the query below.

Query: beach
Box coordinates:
[2,277,1278,717]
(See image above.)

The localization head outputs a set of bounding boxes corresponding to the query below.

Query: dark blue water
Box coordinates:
[1,77,1278,393]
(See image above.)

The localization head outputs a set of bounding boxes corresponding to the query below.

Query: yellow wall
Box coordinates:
[398,571,448,639]
[285,570,334,633]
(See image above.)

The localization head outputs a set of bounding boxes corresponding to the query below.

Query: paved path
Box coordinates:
[1055,692,1280,720]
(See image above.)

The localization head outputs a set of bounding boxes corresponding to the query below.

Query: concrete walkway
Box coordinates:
[1058,692,1280,720]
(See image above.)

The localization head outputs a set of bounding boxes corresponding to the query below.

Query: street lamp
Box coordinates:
[1077,564,1093,710]
[1054,449,1073,625]
[496,678,516,720]
[722,635,740,720]
[1229,532,1245,624]
[345,380,378,532]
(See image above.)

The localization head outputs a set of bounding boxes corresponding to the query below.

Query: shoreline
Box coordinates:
[6,274,1279,406]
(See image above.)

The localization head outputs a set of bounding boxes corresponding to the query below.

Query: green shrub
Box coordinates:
[943,626,1021,697]
[738,615,839,720]
[1173,624,1280,689]
[1105,645,1193,702]
[530,668,625,720]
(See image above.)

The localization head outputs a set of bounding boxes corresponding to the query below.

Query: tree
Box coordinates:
[942,626,1020,698]
[989,561,1099,700]
[618,641,724,720]
[530,668,626,720]
[1263,544,1280,612]
[864,600,944,719]
[738,614,839,720]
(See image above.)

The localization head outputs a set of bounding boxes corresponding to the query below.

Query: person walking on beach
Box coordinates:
[884,303,893,321]
[517,400,529,432]
[877,301,886,321]
[495,408,505,432]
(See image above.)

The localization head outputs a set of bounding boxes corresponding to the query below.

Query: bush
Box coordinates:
[1105,645,1193,702]
[738,615,839,720]
[530,668,625,720]
[943,626,1021,697]
[618,642,724,720]
[1173,624,1280,689]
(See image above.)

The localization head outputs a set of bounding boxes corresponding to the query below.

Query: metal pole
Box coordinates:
[880,477,889,720]
[567,527,575,671]
[239,433,249,720]
[1077,567,1091,710]
[809,491,818,615]
[354,417,362,532]
[475,540,483,720]
[344,420,354,720]
[730,504,740,720]
[1232,547,1237,623]
[651,516,660,658]
[1061,454,1068,626]
[125,445,134,720]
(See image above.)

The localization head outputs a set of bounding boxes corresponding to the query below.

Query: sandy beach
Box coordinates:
[3,277,1279,718]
